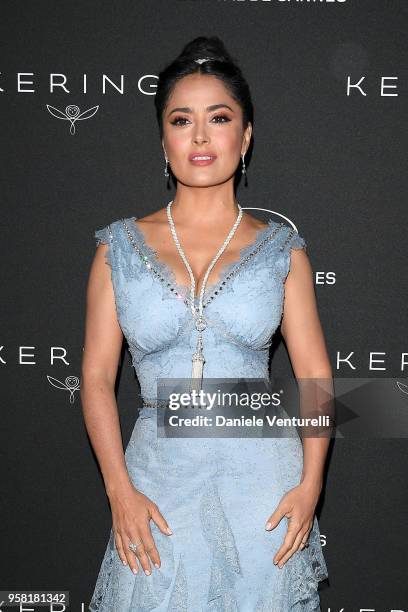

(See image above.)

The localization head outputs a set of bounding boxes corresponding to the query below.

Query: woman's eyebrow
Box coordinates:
[167,103,234,116]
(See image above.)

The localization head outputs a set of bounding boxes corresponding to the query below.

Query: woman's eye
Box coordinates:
[170,114,231,126]
[171,117,189,126]
[211,114,231,123]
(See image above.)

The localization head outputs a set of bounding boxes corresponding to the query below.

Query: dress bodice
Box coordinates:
[94,216,306,402]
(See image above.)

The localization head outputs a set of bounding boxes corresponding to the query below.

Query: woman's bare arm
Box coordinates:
[266,246,333,568]
[81,243,133,497]
[80,241,173,575]
[280,247,333,492]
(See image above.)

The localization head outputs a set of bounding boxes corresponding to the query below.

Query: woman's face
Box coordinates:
[161,73,252,187]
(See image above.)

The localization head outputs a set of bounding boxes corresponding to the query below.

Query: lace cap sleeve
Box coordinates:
[94,224,115,268]
[279,225,307,282]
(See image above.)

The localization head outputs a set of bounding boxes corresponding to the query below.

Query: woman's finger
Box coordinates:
[113,529,128,566]
[300,525,312,548]
[133,539,152,576]
[139,523,161,569]
[277,528,309,567]
[273,517,301,566]
[150,503,173,536]
[126,531,143,575]
[128,524,155,576]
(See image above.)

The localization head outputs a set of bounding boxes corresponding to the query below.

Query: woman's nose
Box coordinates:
[192,121,209,144]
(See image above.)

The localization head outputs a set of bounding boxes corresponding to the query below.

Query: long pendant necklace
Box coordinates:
[166,199,243,395]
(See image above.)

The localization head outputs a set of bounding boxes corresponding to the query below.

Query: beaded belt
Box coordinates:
[141,398,168,409]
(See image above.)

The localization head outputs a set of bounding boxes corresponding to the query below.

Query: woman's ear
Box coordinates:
[242,122,252,155]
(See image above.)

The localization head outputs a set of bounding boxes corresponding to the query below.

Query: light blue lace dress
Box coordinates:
[88,216,328,612]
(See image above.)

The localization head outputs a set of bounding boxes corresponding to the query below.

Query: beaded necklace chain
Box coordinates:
[166,199,243,394]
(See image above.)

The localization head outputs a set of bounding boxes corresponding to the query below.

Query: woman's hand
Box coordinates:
[265,480,321,568]
[108,484,173,576]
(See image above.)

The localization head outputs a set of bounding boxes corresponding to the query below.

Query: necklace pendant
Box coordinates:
[191,354,204,394]
[195,315,207,332]
[190,333,205,394]
[191,351,205,379]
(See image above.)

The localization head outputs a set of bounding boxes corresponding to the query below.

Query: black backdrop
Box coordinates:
[1,1,407,610]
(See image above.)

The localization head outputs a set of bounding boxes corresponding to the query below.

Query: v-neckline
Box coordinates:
[126,215,277,303]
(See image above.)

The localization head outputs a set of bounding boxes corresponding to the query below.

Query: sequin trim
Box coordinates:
[203,223,284,307]
[121,218,287,310]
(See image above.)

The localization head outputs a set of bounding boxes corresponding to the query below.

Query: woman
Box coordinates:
[82,36,331,611]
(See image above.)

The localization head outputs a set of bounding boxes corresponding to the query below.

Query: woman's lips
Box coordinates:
[189,155,217,166]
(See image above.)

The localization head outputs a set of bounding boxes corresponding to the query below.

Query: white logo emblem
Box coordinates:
[47,375,80,403]
[46,104,99,135]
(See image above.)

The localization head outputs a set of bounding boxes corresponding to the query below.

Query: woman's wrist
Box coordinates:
[105,475,135,499]
[299,474,323,496]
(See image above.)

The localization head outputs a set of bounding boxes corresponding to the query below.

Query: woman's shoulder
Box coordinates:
[276,221,307,253]
[93,216,146,277]
[94,216,138,244]
[244,213,306,250]
[94,217,137,263]
[272,220,308,283]
[249,215,307,283]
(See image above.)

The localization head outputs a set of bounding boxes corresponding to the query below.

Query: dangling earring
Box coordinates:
[241,153,248,186]
[163,155,172,189]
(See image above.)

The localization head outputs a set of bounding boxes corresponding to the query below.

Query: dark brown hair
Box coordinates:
[154,36,254,141]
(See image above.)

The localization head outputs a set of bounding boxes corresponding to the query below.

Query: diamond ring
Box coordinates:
[129,540,143,552]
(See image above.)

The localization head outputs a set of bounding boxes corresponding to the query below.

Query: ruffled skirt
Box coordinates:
[89,408,328,611]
